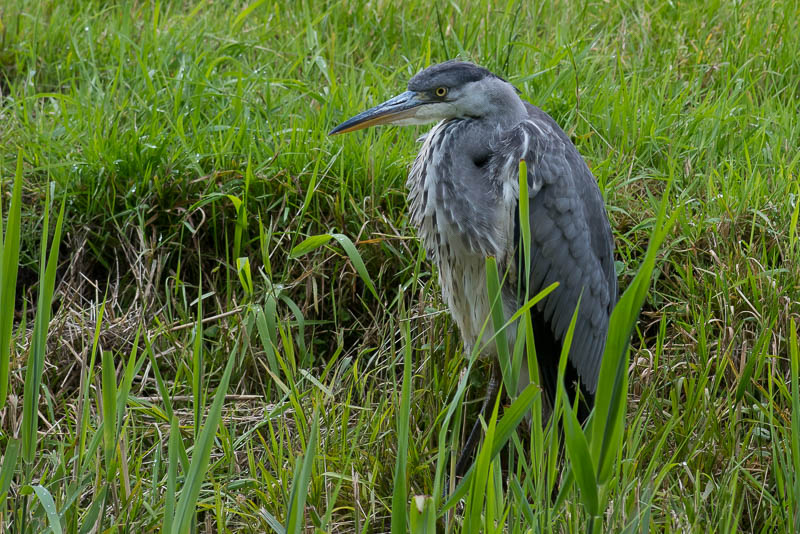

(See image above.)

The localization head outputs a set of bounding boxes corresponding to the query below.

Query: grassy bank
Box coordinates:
[1,0,799,531]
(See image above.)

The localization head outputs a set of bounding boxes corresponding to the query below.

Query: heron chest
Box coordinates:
[436,247,493,350]
[407,122,516,351]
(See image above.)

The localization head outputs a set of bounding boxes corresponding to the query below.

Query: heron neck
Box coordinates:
[462,78,528,128]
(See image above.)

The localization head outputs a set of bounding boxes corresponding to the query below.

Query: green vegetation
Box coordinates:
[1,0,799,531]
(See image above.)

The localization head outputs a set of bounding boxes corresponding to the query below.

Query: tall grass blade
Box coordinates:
[116,328,141,429]
[162,415,180,534]
[557,291,600,524]
[486,256,514,393]
[285,408,320,534]
[255,301,280,377]
[77,484,108,534]
[0,438,20,504]
[391,321,413,534]
[431,342,484,506]
[589,178,678,486]
[192,275,204,439]
[0,151,23,410]
[464,390,501,534]
[560,379,598,519]
[101,350,118,482]
[78,297,106,470]
[22,192,65,465]
[31,484,63,534]
[170,348,237,534]
[145,333,174,422]
[442,383,538,510]
[789,319,800,531]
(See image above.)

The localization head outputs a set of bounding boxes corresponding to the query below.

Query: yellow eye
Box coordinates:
[435,87,448,97]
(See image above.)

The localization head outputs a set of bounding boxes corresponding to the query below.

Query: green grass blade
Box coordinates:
[409,495,436,534]
[290,233,378,299]
[263,509,286,534]
[232,0,267,30]
[285,408,320,534]
[464,389,501,534]
[80,420,106,473]
[78,484,108,534]
[22,193,65,465]
[590,178,679,486]
[192,279,204,439]
[329,233,378,300]
[237,256,254,297]
[101,350,118,483]
[300,150,322,215]
[561,379,599,518]
[170,348,237,534]
[442,383,538,510]
[790,182,800,253]
[162,415,180,534]
[489,384,539,460]
[0,151,23,410]
[290,234,333,258]
[255,302,280,377]
[116,327,141,430]
[21,192,50,466]
[145,334,190,473]
[31,483,63,534]
[790,319,800,529]
[0,438,20,504]
[477,282,559,358]
[145,332,175,422]
[391,321,413,534]
[431,341,483,505]
[78,296,106,469]
[279,295,309,363]
[486,256,514,394]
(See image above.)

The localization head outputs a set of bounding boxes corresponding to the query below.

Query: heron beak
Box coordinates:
[329,91,424,135]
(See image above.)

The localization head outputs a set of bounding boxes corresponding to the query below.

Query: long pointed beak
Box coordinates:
[329,91,424,135]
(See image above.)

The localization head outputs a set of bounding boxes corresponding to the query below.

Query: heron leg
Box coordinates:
[454,365,500,478]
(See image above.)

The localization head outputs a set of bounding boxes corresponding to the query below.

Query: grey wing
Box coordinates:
[495,104,616,395]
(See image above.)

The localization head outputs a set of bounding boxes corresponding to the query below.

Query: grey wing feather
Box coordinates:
[495,103,616,394]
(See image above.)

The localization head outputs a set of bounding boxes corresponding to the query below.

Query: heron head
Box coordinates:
[329,60,523,135]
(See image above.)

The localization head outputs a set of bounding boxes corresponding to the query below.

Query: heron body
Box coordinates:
[331,60,616,422]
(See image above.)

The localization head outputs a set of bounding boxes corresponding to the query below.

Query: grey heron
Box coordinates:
[330,60,617,473]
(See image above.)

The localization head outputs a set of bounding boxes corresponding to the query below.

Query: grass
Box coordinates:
[1,0,799,531]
